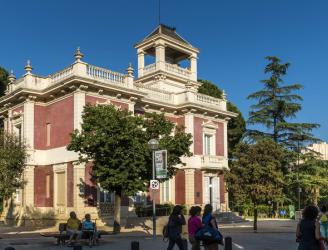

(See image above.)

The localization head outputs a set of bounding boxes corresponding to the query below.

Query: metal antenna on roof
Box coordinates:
[158,0,161,25]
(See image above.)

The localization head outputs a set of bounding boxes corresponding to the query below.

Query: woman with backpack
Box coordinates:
[167,205,186,250]
[296,205,321,250]
[202,204,220,250]
[188,206,202,250]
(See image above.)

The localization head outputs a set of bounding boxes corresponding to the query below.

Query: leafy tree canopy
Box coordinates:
[67,104,193,196]
[0,129,27,201]
[198,79,246,155]
[226,139,285,230]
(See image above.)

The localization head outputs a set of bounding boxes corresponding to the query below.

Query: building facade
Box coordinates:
[0,25,236,223]
[308,142,328,160]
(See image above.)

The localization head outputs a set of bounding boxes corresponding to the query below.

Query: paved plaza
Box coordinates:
[0,220,299,250]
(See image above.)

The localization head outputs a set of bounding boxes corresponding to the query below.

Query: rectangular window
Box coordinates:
[14,124,22,142]
[46,175,51,199]
[100,188,113,203]
[161,180,170,203]
[46,123,51,146]
[56,172,66,206]
[204,134,212,155]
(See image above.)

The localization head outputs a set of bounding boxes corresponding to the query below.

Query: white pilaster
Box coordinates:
[223,120,228,158]
[185,169,195,205]
[23,165,34,207]
[73,163,85,211]
[23,101,35,149]
[74,91,86,131]
[184,113,194,154]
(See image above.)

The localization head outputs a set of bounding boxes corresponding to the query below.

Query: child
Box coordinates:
[82,214,94,231]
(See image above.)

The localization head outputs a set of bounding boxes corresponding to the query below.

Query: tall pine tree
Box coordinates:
[247,56,319,147]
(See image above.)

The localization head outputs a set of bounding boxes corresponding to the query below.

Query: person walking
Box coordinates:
[188,206,202,250]
[167,205,186,250]
[296,205,322,250]
[202,204,219,250]
[319,205,328,242]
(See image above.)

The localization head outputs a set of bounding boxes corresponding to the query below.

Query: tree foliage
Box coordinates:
[286,152,328,206]
[0,129,27,201]
[0,67,9,97]
[247,56,319,146]
[67,104,193,231]
[227,139,285,230]
[198,79,246,155]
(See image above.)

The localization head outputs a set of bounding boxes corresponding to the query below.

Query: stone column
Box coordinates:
[155,44,165,71]
[137,51,145,77]
[189,55,197,81]
[73,163,85,215]
[73,91,86,131]
[185,169,195,205]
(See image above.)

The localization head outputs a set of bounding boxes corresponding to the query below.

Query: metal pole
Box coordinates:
[152,150,156,239]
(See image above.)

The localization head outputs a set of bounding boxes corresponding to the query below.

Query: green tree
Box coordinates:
[247,56,319,146]
[198,79,246,155]
[67,105,192,233]
[286,152,328,206]
[0,67,9,97]
[0,129,27,204]
[227,139,285,231]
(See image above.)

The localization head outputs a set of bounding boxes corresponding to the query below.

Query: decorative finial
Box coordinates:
[24,60,33,74]
[74,47,84,62]
[8,70,16,83]
[222,90,227,100]
[126,63,134,77]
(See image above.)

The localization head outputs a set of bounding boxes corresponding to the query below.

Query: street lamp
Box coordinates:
[148,138,159,240]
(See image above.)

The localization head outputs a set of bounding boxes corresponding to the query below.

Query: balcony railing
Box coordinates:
[201,155,228,170]
[142,62,191,79]
[86,64,126,85]
[50,65,73,83]
[165,63,191,78]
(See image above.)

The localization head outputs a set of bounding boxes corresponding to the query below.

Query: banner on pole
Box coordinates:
[154,150,167,179]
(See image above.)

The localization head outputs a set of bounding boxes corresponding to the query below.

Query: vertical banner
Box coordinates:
[154,150,167,179]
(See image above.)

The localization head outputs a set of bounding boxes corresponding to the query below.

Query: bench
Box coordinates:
[41,223,111,246]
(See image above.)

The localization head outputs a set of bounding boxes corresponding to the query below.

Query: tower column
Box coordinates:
[137,51,145,77]
[155,44,165,71]
[190,55,197,81]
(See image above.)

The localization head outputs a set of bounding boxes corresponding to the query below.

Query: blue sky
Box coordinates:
[1,0,327,141]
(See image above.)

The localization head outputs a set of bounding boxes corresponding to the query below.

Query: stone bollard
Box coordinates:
[131,241,139,250]
[225,236,232,250]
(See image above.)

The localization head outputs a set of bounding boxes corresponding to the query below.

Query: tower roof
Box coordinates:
[144,24,191,45]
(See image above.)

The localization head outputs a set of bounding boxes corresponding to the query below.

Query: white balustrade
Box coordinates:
[86,64,126,84]
[165,63,191,78]
[194,92,226,110]
[143,63,156,74]
[50,66,73,83]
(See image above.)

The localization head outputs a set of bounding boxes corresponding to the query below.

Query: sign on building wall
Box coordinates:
[154,150,167,179]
